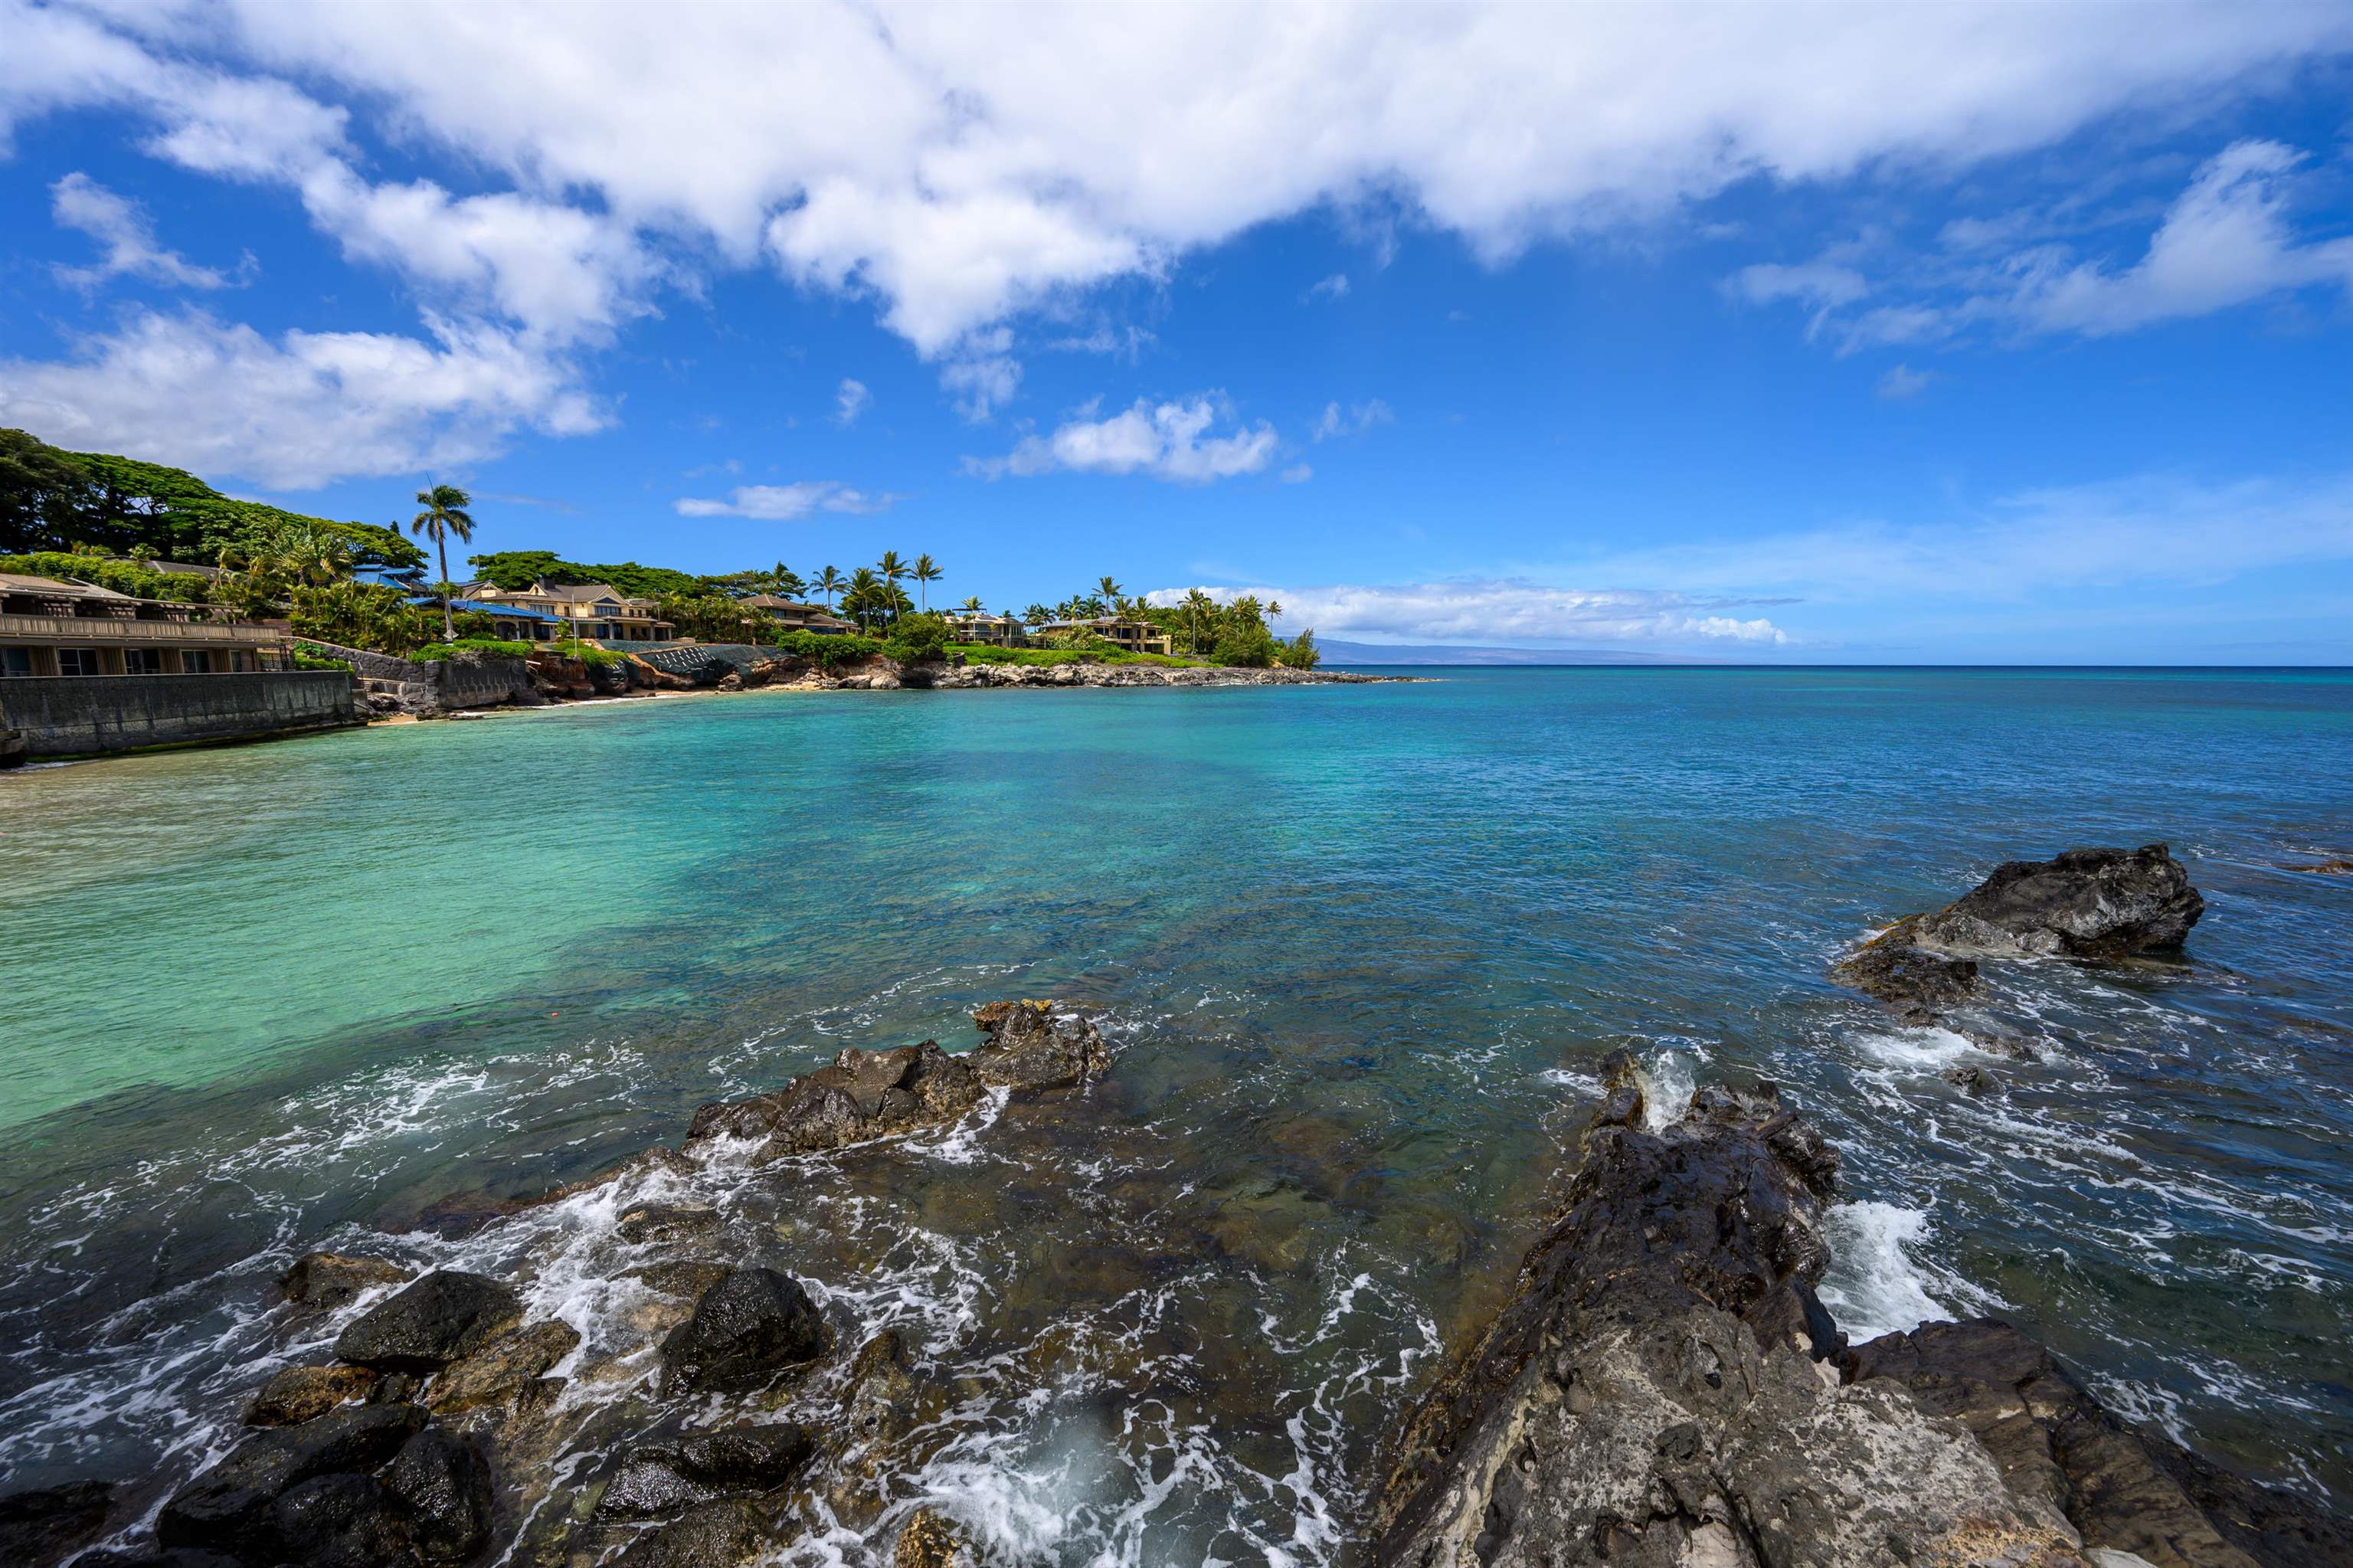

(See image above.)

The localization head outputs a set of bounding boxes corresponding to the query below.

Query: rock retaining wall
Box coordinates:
[0,673,358,758]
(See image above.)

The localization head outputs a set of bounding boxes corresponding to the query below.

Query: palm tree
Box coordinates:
[1096,576,1123,621]
[911,553,942,611]
[843,566,883,631]
[957,594,984,614]
[1267,598,1284,626]
[410,483,476,640]
[1183,588,1216,653]
[815,565,845,609]
[876,551,909,625]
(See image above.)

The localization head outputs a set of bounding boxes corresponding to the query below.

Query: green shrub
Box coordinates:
[449,608,498,639]
[774,630,884,669]
[1209,624,1278,668]
[290,580,432,655]
[1279,628,1322,669]
[293,651,352,672]
[408,637,537,661]
[883,611,951,664]
[0,552,206,603]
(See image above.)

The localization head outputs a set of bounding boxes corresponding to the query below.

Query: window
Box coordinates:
[123,648,163,674]
[183,651,213,673]
[0,647,31,677]
[57,647,101,676]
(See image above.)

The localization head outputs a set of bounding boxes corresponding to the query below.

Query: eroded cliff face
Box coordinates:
[1370,1052,2348,1568]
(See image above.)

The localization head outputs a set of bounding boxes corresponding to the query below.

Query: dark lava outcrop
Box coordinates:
[682,1001,1108,1163]
[1370,1054,2344,1568]
[332,1271,524,1371]
[279,1252,414,1308]
[1837,844,2204,1015]
[659,1266,831,1393]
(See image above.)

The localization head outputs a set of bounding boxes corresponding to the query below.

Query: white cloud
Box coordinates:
[1313,398,1394,442]
[967,394,1278,483]
[10,0,2347,362]
[1306,272,1350,301]
[50,172,233,290]
[1146,581,1788,647]
[1280,463,1313,483]
[938,332,1022,421]
[1736,140,2353,352]
[1876,363,1932,400]
[0,309,604,489]
[673,481,896,519]
[834,377,870,425]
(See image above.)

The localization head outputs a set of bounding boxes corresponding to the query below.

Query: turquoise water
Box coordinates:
[2,669,2350,1557]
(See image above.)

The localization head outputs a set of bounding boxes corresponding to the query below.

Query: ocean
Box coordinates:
[2,666,2348,1561]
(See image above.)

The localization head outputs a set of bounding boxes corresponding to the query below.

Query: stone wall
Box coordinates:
[0,673,358,758]
[292,639,539,713]
[434,654,538,710]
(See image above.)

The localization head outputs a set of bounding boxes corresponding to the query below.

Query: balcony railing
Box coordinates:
[0,614,283,645]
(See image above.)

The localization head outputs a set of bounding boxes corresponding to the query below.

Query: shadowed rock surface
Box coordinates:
[278,1252,414,1309]
[1370,1052,2344,1568]
[0,1479,113,1565]
[682,1002,1108,1164]
[242,1363,379,1427]
[596,1424,816,1519]
[157,1403,427,1557]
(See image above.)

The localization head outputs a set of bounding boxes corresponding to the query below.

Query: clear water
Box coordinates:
[2,669,2348,1560]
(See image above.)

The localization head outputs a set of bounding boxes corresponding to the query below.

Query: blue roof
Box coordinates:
[452,598,559,620]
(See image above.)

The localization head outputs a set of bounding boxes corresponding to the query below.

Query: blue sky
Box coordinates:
[2,2,2351,661]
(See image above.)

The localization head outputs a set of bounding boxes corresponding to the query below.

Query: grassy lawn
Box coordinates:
[950,643,1212,668]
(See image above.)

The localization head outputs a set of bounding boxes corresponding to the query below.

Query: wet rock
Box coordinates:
[660,1267,830,1393]
[624,1260,735,1300]
[72,1550,245,1567]
[613,1498,774,1567]
[617,1203,722,1246]
[265,1471,418,1567]
[427,1318,581,1414]
[683,1039,986,1163]
[969,1000,1112,1088]
[1914,843,2204,959]
[279,1251,414,1308]
[2286,858,2353,875]
[0,1478,113,1564]
[895,1506,974,1567]
[1369,1078,2087,1567]
[1848,1319,2353,1568]
[843,1330,920,1451]
[597,1423,817,1518]
[244,1363,381,1426]
[159,1402,427,1555]
[334,1270,524,1371]
[380,1427,495,1563]
[1943,1062,2000,1095]
[1831,925,1980,1007]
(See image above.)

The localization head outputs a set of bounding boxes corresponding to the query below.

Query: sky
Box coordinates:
[2,2,2351,663]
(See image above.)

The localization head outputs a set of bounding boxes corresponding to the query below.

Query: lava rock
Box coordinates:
[895,1506,973,1567]
[0,1478,113,1564]
[597,1423,816,1518]
[968,1000,1111,1088]
[1831,926,1981,1007]
[1913,843,2204,958]
[683,1039,985,1162]
[617,1203,722,1246]
[334,1271,524,1371]
[158,1402,427,1555]
[1942,1063,1999,1095]
[613,1498,774,1567]
[380,1428,494,1563]
[427,1318,580,1414]
[265,1471,417,1568]
[279,1252,414,1308]
[660,1268,830,1393]
[74,1549,247,1567]
[244,1363,381,1426]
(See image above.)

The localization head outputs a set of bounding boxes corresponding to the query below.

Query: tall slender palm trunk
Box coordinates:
[437,532,453,639]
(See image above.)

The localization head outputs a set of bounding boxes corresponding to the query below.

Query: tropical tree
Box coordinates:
[957,594,984,614]
[409,483,476,640]
[1268,598,1284,623]
[1183,588,1216,653]
[1096,576,1123,618]
[220,518,355,594]
[1023,602,1053,625]
[875,551,909,624]
[815,565,845,610]
[842,566,884,631]
[911,552,942,611]
[777,565,809,601]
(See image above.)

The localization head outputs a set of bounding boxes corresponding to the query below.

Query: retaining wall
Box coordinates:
[0,673,358,758]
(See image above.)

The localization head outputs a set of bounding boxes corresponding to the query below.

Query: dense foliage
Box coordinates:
[775,630,884,669]
[0,551,206,602]
[883,611,951,663]
[288,581,434,654]
[467,550,709,599]
[0,428,424,569]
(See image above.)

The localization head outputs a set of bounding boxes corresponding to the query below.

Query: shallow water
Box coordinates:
[2,669,2349,1559]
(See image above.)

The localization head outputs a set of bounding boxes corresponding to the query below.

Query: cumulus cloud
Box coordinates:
[834,377,871,425]
[11,0,2349,361]
[0,309,604,489]
[967,395,1278,483]
[50,172,234,290]
[1146,581,1788,647]
[673,481,896,519]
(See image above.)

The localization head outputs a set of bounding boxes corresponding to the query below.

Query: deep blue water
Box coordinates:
[2,667,2348,1561]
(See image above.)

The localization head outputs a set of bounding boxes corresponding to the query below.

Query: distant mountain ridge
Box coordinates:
[1317,639,1695,666]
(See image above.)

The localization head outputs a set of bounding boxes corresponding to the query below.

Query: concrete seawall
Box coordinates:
[0,672,358,758]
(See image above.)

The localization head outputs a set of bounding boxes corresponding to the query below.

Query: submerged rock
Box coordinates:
[659,1267,830,1393]
[613,1498,775,1567]
[1831,929,1979,1008]
[895,1506,974,1567]
[682,1001,1108,1164]
[279,1252,414,1308]
[244,1363,381,1426]
[1370,1057,2087,1566]
[334,1271,525,1371]
[427,1318,580,1415]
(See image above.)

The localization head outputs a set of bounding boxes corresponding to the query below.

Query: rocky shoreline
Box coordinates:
[5,853,2347,1567]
